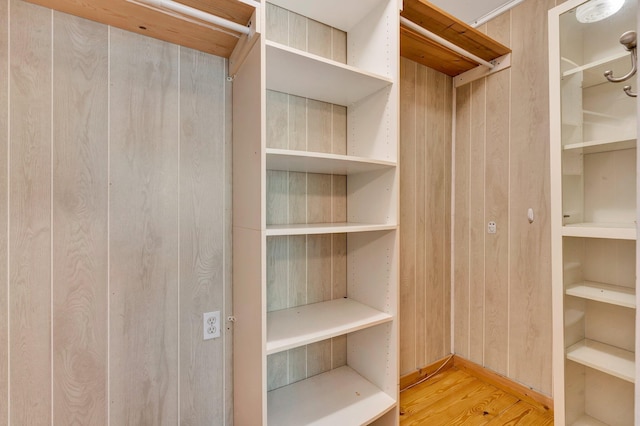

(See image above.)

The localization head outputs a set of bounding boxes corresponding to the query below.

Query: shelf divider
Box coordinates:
[565,281,636,309]
[267,366,396,426]
[562,223,636,240]
[267,222,396,236]
[266,148,396,175]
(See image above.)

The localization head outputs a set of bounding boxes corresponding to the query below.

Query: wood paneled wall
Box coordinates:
[399,57,453,376]
[0,1,232,424]
[452,0,564,396]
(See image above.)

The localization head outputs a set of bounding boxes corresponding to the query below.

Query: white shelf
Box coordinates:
[563,137,636,154]
[267,0,384,31]
[571,414,609,426]
[267,222,396,236]
[266,148,396,175]
[562,223,636,240]
[566,281,636,309]
[566,339,635,383]
[267,298,392,355]
[266,41,392,106]
[267,365,396,426]
[562,51,630,88]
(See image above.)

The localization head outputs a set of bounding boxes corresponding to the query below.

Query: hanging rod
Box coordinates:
[400,16,495,69]
[129,0,255,35]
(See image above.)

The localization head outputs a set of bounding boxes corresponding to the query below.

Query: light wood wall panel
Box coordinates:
[52,13,108,425]
[452,0,555,395]
[399,57,453,375]
[0,0,7,423]
[1,4,232,424]
[9,1,52,423]
[179,48,228,425]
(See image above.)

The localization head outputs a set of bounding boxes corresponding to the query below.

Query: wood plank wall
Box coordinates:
[452,0,569,396]
[399,57,453,376]
[264,3,349,392]
[0,1,232,424]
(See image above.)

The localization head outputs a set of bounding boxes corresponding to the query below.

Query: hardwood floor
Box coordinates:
[399,367,554,425]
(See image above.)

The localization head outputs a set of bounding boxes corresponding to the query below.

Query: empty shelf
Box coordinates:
[563,137,636,154]
[267,298,392,355]
[571,414,609,426]
[266,148,396,175]
[562,223,636,240]
[566,339,635,383]
[563,51,632,89]
[566,281,635,309]
[266,41,392,106]
[268,366,396,426]
[267,222,396,236]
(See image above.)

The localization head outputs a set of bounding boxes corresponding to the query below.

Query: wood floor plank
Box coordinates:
[400,367,554,426]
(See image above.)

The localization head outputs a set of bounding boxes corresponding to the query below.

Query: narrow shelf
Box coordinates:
[267,298,392,355]
[563,137,636,154]
[563,51,631,88]
[571,414,609,426]
[562,223,636,240]
[565,281,636,309]
[266,41,392,106]
[268,366,396,426]
[266,148,396,175]
[566,339,635,383]
[267,222,396,236]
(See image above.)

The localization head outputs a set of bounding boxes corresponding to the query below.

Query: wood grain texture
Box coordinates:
[400,57,417,374]
[453,84,471,360]
[468,78,486,366]
[179,48,227,425]
[0,0,7,423]
[109,28,179,425]
[443,68,453,355]
[483,12,511,377]
[52,12,108,425]
[9,1,52,423]
[508,0,554,395]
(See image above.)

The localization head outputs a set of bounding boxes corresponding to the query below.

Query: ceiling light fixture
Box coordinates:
[576,0,625,23]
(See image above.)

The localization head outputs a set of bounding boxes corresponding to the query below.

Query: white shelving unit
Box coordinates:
[550,0,638,424]
[232,0,399,424]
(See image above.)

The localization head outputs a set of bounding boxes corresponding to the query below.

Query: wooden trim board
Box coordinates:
[400,355,553,412]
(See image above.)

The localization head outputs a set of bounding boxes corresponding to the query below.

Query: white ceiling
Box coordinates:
[427,0,519,26]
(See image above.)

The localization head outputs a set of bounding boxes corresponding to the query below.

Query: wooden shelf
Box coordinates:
[266,41,392,106]
[562,223,636,240]
[23,0,254,58]
[266,148,396,175]
[571,414,609,426]
[563,137,636,154]
[267,298,392,355]
[566,281,636,309]
[566,339,635,383]
[563,51,631,89]
[267,366,396,426]
[400,0,511,76]
[267,222,396,236]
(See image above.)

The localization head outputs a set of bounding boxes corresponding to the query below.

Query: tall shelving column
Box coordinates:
[550,0,638,424]
[232,1,400,425]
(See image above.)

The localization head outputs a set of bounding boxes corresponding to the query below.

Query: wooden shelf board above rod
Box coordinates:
[400,0,511,76]
[23,0,255,58]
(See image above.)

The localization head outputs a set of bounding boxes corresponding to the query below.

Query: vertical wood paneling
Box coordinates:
[508,0,554,395]
[400,57,417,374]
[9,1,52,423]
[468,79,486,365]
[109,29,179,425]
[0,0,7,422]
[443,72,453,355]
[484,12,511,377]
[179,48,227,425]
[52,13,108,425]
[454,84,471,360]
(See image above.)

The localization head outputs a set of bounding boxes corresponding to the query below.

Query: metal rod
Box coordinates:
[400,16,495,69]
[135,0,252,35]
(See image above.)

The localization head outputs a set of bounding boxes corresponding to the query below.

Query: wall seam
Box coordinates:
[176,45,181,426]
[506,10,513,378]
[49,9,54,425]
[5,0,9,419]
[106,24,111,426]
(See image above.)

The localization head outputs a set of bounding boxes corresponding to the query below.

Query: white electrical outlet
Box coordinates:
[488,221,497,234]
[203,311,221,340]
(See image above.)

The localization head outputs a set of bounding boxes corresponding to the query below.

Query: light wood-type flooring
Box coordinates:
[400,367,554,425]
